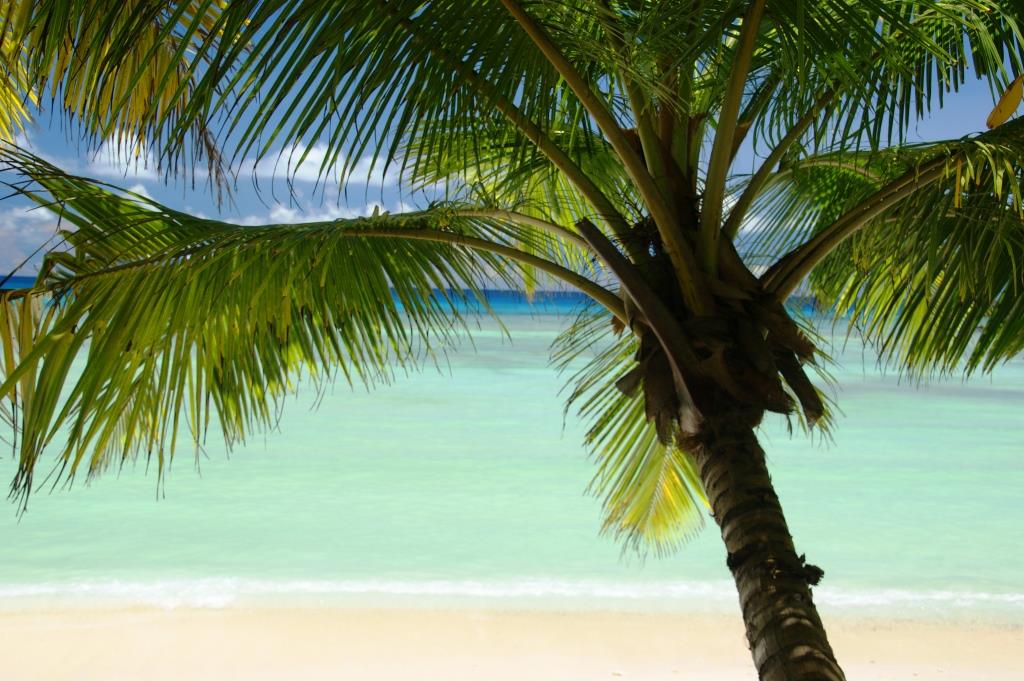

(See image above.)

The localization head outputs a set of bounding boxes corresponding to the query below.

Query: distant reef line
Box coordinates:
[0,274,820,315]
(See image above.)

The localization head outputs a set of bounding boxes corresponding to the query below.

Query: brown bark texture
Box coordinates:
[688,411,846,681]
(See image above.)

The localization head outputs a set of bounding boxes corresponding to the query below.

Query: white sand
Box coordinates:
[0,607,1020,680]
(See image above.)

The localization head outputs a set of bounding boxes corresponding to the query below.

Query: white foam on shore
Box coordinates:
[0,578,733,609]
[0,578,1021,621]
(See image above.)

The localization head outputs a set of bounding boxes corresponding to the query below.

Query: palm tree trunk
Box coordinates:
[689,411,846,681]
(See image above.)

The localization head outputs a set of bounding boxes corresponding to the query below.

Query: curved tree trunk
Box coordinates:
[688,411,846,681]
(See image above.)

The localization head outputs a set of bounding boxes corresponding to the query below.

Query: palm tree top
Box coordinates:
[1,0,1022,548]
[3,4,1024,677]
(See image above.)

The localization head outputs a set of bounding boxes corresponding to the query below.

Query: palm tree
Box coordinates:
[2,2,1023,679]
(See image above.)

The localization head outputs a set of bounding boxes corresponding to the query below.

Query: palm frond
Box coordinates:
[553,308,708,556]
[158,2,591,194]
[814,151,1024,375]
[747,118,1024,375]
[746,0,1024,158]
[0,149,546,508]
[6,0,230,189]
[0,15,34,142]
[407,121,637,288]
[739,153,894,273]
[0,290,58,447]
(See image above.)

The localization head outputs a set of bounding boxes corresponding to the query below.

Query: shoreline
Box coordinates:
[1,606,1020,681]
[1,577,1021,626]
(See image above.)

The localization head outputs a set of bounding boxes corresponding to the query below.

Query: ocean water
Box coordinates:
[0,288,1021,623]
[0,275,35,289]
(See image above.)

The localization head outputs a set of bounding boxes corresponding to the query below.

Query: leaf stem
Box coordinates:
[723,90,834,239]
[5,223,628,323]
[378,1,635,246]
[574,218,701,377]
[763,157,948,297]
[699,0,766,274]
[453,209,592,251]
[499,0,710,313]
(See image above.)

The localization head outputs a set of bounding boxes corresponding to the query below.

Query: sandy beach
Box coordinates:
[0,607,1019,681]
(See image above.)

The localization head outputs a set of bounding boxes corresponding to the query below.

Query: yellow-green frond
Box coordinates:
[5,0,229,184]
[0,22,34,142]
[748,118,1024,376]
[0,149,539,508]
[553,309,708,556]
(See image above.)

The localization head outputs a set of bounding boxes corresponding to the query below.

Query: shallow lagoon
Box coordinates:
[1,292,1021,622]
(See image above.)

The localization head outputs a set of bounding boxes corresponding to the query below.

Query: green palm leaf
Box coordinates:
[0,17,33,142]
[0,150,664,547]
[3,0,230,187]
[553,309,708,555]
[0,150,536,508]
[748,118,1024,375]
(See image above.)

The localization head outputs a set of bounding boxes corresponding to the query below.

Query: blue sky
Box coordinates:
[0,75,1009,277]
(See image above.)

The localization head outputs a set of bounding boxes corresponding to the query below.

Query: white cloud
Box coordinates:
[266,202,363,223]
[232,202,355,226]
[0,205,63,274]
[9,132,33,149]
[244,143,400,189]
[125,183,156,202]
[9,132,162,192]
[86,140,159,180]
[349,155,401,188]
[4,131,77,175]
[231,199,418,227]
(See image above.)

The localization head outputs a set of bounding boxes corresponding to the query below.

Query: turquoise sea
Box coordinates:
[1,280,1022,623]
